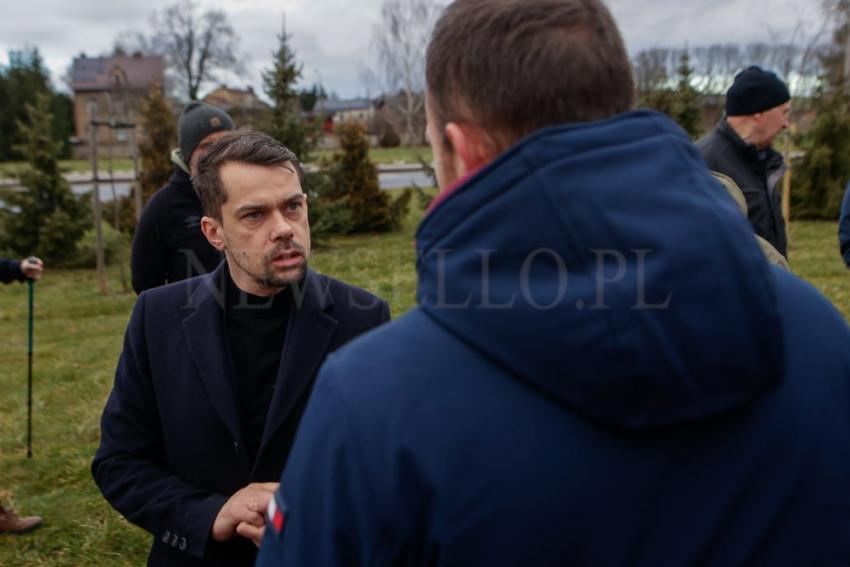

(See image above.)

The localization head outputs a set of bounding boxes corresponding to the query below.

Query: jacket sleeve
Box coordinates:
[0,258,25,284]
[839,182,850,269]
[255,361,389,567]
[91,293,228,560]
[378,299,391,325]
[131,202,167,294]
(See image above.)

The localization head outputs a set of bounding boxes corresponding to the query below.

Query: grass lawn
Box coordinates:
[0,147,433,178]
[310,145,432,166]
[0,159,137,178]
[788,221,850,315]
[0,217,847,565]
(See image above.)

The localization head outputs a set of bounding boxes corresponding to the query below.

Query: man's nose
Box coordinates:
[269,211,294,241]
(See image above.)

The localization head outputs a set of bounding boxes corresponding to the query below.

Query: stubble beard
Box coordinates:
[227,241,309,291]
[263,241,308,287]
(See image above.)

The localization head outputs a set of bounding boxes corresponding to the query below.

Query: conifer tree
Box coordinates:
[263,31,317,161]
[330,122,409,233]
[1,92,89,263]
[113,83,176,234]
[792,2,850,219]
[671,49,701,138]
[0,48,63,161]
[139,83,177,202]
[792,85,850,219]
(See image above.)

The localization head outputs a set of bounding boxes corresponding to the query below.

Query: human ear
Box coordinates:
[444,122,494,178]
[201,216,226,251]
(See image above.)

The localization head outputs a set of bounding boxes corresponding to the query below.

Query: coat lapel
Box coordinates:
[181,265,245,450]
[254,270,338,469]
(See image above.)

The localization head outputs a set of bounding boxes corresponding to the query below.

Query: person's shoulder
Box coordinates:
[321,307,465,392]
[136,185,175,229]
[315,310,427,408]
[312,272,387,311]
[696,124,720,147]
[140,172,192,211]
[138,272,212,311]
[696,126,729,159]
[773,267,850,354]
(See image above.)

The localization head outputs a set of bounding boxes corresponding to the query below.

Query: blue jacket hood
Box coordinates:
[415,110,784,429]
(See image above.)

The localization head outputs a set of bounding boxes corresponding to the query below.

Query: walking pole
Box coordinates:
[26,259,35,459]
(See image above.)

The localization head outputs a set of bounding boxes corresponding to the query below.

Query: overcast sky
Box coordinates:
[0,0,826,100]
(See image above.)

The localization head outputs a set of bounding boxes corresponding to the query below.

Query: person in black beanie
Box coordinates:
[130,102,235,294]
[698,66,792,258]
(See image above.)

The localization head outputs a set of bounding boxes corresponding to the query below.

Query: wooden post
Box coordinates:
[844,24,850,86]
[128,125,143,222]
[782,122,794,239]
[88,102,108,295]
[105,121,129,293]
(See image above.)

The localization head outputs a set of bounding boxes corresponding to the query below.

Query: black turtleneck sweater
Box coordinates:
[130,167,223,294]
[225,272,292,466]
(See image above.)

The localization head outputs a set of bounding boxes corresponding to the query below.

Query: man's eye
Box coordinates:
[287,202,303,212]
[243,211,261,220]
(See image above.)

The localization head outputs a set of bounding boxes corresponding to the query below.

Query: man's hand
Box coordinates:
[211,482,279,543]
[236,521,265,548]
[21,257,43,281]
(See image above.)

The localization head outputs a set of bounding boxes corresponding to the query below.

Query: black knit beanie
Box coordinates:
[725,66,790,116]
[178,102,235,162]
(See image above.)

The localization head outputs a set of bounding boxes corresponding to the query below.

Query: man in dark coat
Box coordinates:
[698,66,791,257]
[257,1,850,565]
[93,132,390,566]
[130,102,235,294]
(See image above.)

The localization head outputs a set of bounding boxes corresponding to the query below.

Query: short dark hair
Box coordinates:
[426,0,635,153]
[193,131,304,219]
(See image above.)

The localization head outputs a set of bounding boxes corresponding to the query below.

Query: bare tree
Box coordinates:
[373,0,441,146]
[116,1,242,101]
[764,2,830,97]
[633,48,672,93]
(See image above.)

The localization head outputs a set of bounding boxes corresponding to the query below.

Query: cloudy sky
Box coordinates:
[0,0,826,100]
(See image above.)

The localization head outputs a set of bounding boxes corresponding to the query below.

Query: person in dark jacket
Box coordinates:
[256,1,850,565]
[93,132,390,566]
[0,257,42,284]
[0,256,43,535]
[698,66,791,257]
[130,101,235,294]
[839,180,850,268]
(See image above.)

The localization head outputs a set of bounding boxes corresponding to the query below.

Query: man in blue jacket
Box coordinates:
[93,132,390,566]
[258,0,850,565]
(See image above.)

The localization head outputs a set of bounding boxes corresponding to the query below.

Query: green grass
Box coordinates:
[310,145,432,165]
[0,147,432,178]
[0,159,136,178]
[788,220,850,317]
[0,217,847,565]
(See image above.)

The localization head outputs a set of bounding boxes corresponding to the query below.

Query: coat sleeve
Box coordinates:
[91,293,228,560]
[378,299,391,325]
[255,361,390,567]
[131,201,168,294]
[0,258,24,284]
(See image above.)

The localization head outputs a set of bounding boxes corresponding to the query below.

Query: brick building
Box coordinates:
[69,53,165,158]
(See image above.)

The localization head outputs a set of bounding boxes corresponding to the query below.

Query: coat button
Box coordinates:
[179,537,188,551]
[233,441,240,454]
[162,530,171,543]
[171,533,179,547]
